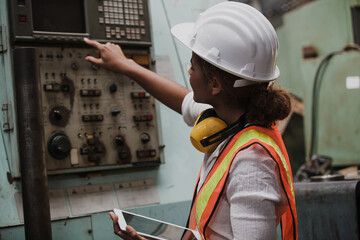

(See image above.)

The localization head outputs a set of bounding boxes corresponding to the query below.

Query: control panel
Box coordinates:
[9,0,151,45]
[98,0,149,41]
[38,46,161,173]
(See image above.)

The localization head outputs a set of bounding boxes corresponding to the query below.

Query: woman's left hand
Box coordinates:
[109,212,148,240]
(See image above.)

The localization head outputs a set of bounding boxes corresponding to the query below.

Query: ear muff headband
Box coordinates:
[195,108,220,123]
[200,115,246,147]
[190,108,247,153]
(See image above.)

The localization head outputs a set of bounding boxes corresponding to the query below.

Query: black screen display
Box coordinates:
[31,0,86,33]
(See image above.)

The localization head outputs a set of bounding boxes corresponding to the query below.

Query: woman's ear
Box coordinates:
[209,76,223,95]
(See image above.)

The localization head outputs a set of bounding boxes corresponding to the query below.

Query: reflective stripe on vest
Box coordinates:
[189,125,297,240]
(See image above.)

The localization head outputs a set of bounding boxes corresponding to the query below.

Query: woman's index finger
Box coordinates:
[84,37,102,49]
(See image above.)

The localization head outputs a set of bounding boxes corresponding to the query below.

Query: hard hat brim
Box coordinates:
[171,22,194,50]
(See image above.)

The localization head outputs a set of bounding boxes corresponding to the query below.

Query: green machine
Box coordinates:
[274,1,360,238]
[275,0,360,172]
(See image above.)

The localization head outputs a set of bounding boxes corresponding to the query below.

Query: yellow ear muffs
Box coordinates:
[190,109,228,153]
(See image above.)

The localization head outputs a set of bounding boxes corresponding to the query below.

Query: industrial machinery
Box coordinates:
[9,0,161,175]
[276,0,360,170]
[273,0,360,238]
[0,0,360,239]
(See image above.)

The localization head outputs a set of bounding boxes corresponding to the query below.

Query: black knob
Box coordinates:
[91,63,99,71]
[71,63,79,71]
[47,133,71,159]
[53,110,62,120]
[115,135,125,146]
[49,106,70,127]
[109,83,117,93]
[140,133,151,144]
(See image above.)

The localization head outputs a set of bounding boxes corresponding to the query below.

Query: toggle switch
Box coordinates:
[111,109,121,116]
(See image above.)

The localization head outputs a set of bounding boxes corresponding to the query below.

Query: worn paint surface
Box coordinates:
[295,181,360,240]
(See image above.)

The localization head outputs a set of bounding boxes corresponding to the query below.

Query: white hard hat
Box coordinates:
[171,2,280,85]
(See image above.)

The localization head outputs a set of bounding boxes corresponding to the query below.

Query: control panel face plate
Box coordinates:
[9,0,152,45]
[38,46,160,173]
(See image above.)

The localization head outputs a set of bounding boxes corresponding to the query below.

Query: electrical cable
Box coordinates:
[307,50,342,161]
[160,0,190,89]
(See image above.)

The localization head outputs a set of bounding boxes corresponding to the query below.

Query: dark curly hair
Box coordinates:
[193,54,291,128]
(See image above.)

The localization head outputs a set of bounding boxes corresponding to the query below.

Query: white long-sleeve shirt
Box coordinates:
[182,92,287,240]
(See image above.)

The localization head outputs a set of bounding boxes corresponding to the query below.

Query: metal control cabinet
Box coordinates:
[37,46,161,174]
[6,0,162,175]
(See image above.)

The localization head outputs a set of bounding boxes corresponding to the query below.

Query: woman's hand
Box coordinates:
[84,37,189,114]
[84,38,137,74]
[109,212,148,240]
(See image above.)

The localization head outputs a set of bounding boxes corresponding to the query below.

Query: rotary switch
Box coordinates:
[140,133,151,144]
[115,135,125,146]
[49,106,71,127]
[109,83,117,93]
[71,62,79,71]
[47,132,71,159]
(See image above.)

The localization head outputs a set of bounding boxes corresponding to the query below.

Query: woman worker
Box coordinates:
[84,2,297,240]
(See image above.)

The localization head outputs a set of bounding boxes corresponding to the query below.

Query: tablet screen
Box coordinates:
[121,211,199,240]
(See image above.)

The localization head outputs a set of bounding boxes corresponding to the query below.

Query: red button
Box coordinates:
[19,15,27,22]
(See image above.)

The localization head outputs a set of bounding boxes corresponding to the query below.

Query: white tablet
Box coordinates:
[113,208,201,240]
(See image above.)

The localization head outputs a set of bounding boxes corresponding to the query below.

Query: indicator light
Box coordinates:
[18,15,27,23]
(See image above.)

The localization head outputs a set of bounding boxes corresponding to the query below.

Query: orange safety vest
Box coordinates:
[183,125,298,240]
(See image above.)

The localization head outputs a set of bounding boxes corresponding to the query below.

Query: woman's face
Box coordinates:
[188,53,212,104]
